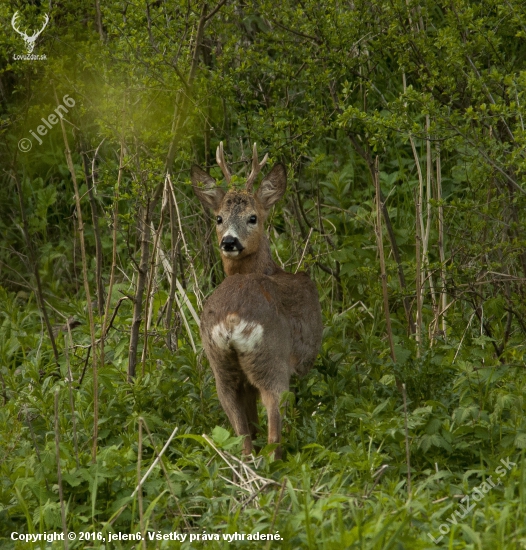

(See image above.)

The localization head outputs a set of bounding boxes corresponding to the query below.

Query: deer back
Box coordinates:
[201,271,322,383]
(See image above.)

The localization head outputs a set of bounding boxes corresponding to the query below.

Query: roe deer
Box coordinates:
[191,143,323,458]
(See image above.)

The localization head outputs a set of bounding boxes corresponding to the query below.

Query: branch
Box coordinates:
[204,0,228,24]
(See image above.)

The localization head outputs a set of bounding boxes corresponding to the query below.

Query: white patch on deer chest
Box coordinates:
[211,319,264,353]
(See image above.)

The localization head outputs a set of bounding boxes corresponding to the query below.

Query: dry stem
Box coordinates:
[54,84,99,461]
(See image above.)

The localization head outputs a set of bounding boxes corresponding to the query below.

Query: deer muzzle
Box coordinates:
[220,235,244,254]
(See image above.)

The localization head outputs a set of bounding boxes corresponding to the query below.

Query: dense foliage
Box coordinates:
[1,0,525,548]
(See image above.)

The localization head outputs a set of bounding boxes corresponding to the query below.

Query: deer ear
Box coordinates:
[191,165,225,212]
[256,163,287,211]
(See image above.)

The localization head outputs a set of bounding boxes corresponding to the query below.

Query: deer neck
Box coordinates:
[222,234,280,277]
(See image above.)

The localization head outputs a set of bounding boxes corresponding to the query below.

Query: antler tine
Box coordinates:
[216,141,231,184]
[245,143,269,192]
[33,13,50,38]
[11,12,24,35]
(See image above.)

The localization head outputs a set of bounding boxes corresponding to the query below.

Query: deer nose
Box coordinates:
[221,235,243,252]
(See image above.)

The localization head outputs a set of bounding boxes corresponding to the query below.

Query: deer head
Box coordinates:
[191,143,286,262]
[11,11,49,54]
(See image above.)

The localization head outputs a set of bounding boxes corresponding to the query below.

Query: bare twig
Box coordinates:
[141,420,191,530]
[54,392,69,549]
[295,227,313,274]
[167,174,203,308]
[202,434,279,497]
[107,425,180,527]
[132,426,179,498]
[365,464,389,498]
[452,311,476,363]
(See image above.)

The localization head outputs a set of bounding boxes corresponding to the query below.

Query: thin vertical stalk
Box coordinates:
[422,115,440,346]
[346,135,415,333]
[436,144,447,335]
[137,419,146,549]
[265,479,287,550]
[415,187,423,357]
[374,157,396,364]
[404,73,424,354]
[131,425,179,499]
[54,85,98,461]
[27,410,50,492]
[141,420,191,530]
[402,384,412,498]
[64,334,79,469]
[129,199,153,380]
[167,174,203,308]
[108,426,179,527]
[156,237,197,353]
[141,207,164,375]
[204,100,211,166]
[100,136,124,385]
[404,76,425,243]
[424,116,437,317]
[103,141,124,337]
[11,172,59,365]
[165,184,180,351]
[54,392,69,549]
[0,372,6,405]
[80,141,104,314]
[94,0,106,41]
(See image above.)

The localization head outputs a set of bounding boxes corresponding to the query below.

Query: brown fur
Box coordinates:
[191,160,323,458]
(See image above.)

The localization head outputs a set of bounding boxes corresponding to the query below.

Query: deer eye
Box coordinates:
[248,215,257,224]
[216,216,223,225]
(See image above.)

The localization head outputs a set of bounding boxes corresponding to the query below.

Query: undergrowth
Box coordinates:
[1,285,525,549]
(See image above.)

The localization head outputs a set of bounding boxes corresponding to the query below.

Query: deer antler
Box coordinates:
[11,11,49,54]
[33,14,49,39]
[216,142,231,184]
[11,12,26,38]
[245,143,268,192]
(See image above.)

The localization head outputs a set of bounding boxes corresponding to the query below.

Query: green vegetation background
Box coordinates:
[1,0,525,548]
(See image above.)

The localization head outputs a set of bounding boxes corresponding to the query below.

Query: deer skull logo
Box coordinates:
[11,11,49,54]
